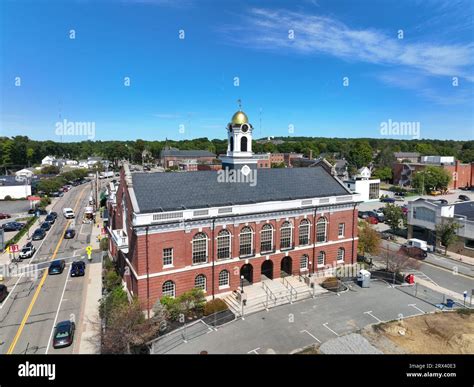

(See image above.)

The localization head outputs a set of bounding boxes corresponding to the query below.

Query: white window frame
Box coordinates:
[316,217,328,243]
[163,247,173,267]
[239,226,253,256]
[280,221,293,249]
[338,223,345,238]
[260,224,274,253]
[217,229,231,260]
[337,248,345,262]
[317,251,326,267]
[162,280,176,298]
[218,270,230,288]
[192,232,208,264]
[194,274,207,292]
[299,219,310,245]
[300,255,309,271]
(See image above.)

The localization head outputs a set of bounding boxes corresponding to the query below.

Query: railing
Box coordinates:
[282,276,297,303]
[261,281,277,309]
[111,229,128,247]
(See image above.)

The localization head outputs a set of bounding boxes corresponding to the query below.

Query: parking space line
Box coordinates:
[408,304,425,314]
[322,323,339,336]
[247,347,260,354]
[364,311,383,323]
[300,329,321,343]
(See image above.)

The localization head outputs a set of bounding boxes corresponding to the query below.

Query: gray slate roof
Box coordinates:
[160,149,215,158]
[454,201,474,221]
[132,167,352,213]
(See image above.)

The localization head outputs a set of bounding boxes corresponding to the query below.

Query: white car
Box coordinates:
[19,245,36,259]
[63,208,75,219]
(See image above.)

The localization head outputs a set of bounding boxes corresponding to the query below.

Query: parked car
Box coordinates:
[50,191,64,197]
[458,194,470,201]
[19,245,36,259]
[32,228,46,240]
[367,210,385,222]
[62,208,75,219]
[435,199,448,205]
[41,221,52,231]
[48,259,66,275]
[394,191,406,197]
[380,197,395,203]
[2,222,25,232]
[70,261,85,277]
[28,208,48,215]
[52,320,75,348]
[358,211,369,219]
[143,166,151,171]
[429,190,442,196]
[64,229,76,239]
[45,214,56,224]
[0,285,8,303]
[400,245,427,259]
[50,211,58,219]
[381,232,395,240]
[365,216,379,225]
[0,213,11,219]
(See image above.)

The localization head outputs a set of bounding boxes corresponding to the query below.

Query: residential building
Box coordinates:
[407,198,474,257]
[343,167,380,202]
[108,110,361,310]
[15,168,35,178]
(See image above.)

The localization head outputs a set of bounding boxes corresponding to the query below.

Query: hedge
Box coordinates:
[203,298,229,316]
[4,216,38,250]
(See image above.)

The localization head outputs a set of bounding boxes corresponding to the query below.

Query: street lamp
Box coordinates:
[240,275,244,293]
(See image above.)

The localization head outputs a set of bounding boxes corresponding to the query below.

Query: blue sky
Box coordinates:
[1,0,473,141]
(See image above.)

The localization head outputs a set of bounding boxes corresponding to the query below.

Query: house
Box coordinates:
[343,167,380,202]
[107,109,361,311]
[0,176,32,199]
[15,168,35,178]
[41,155,56,166]
[407,198,474,257]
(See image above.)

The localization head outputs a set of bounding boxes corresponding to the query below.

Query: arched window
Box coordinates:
[260,224,274,253]
[300,255,309,271]
[299,219,310,245]
[337,248,345,262]
[240,136,248,152]
[239,226,253,256]
[230,136,234,152]
[194,274,206,291]
[162,280,175,298]
[218,270,230,287]
[192,232,208,264]
[217,229,231,260]
[317,251,326,266]
[280,221,293,249]
[316,217,328,243]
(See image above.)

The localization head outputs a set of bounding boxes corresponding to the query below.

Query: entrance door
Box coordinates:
[261,260,274,280]
[280,256,292,277]
[240,264,253,285]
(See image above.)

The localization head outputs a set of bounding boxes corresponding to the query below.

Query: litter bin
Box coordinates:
[405,274,415,284]
[357,269,371,288]
[446,299,455,308]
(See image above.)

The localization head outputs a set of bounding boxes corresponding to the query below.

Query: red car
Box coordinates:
[366,216,379,225]
[0,213,11,219]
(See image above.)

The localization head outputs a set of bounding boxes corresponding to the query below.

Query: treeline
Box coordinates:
[1,135,473,172]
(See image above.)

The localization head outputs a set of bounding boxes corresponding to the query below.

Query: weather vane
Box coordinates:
[237,98,242,111]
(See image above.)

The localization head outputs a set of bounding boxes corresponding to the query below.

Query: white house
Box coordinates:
[15,168,35,178]
[344,167,380,202]
[41,155,56,166]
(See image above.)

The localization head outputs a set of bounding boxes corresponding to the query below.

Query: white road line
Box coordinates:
[364,311,383,323]
[322,323,339,336]
[27,220,58,265]
[0,274,24,310]
[247,347,260,354]
[408,304,425,314]
[45,267,70,354]
[300,329,321,343]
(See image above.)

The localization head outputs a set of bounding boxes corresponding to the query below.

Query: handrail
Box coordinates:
[262,281,277,308]
[282,276,297,303]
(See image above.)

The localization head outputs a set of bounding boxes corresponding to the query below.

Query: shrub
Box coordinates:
[105,270,122,292]
[321,276,340,290]
[4,195,12,201]
[160,296,184,321]
[39,197,51,208]
[99,286,128,319]
[203,298,229,316]
[100,237,109,251]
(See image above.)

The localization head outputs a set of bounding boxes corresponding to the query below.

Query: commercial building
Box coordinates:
[160,148,216,169]
[0,176,32,199]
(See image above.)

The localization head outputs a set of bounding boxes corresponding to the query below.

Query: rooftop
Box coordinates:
[160,149,216,158]
[454,201,474,221]
[131,166,352,213]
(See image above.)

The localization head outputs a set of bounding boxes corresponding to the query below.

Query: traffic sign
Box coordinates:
[9,244,19,253]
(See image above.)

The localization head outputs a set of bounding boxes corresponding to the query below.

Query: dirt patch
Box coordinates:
[363,310,474,354]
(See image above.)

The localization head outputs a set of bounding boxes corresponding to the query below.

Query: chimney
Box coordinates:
[309,150,313,160]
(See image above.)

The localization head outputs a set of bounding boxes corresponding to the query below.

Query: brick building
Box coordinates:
[108,110,361,311]
[159,148,216,169]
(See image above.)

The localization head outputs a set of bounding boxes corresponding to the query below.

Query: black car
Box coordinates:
[2,222,25,232]
[358,211,369,219]
[64,229,76,239]
[0,285,8,303]
[70,261,86,277]
[48,259,66,275]
[32,228,46,241]
[436,199,448,205]
[50,191,64,197]
[52,320,75,349]
[50,212,58,219]
[45,214,56,224]
[458,194,470,201]
[41,221,52,231]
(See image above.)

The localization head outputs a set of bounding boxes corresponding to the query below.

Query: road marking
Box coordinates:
[408,304,425,314]
[322,323,339,336]
[45,265,70,354]
[364,311,383,323]
[300,329,321,343]
[0,274,24,310]
[247,347,260,354]
[6,186,87,355]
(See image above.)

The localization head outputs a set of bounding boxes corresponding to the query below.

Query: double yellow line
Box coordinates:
[7,186,88,354]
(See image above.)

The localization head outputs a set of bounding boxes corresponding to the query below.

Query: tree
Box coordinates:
[372,166,392,182]
[435,220,463,255]
[358,221,381,257]
[381,246,421,274]
[383,204,405,233]
[347,141,373,169]
[41,165,60,175]
[412,166,451,194]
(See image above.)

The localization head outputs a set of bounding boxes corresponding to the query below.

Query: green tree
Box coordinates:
[383,204,405,233]
[357,221,381,257]
[372,166,392,182]
[347,141,373,169]
[412,166,451,194]
[435,220,463,255]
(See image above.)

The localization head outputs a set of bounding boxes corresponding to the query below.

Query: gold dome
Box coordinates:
[231,111,249,125]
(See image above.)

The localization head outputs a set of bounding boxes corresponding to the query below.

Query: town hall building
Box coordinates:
[108,109,361,311]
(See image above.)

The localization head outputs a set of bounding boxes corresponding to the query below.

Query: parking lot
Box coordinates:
[156,281,440,354]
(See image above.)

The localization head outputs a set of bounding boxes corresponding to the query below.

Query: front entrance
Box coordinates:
[280,256,292,277]
[261,260,273,280]
[240,264,253,286]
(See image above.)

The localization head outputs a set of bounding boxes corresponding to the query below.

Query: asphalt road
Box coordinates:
[0,181,97,354]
